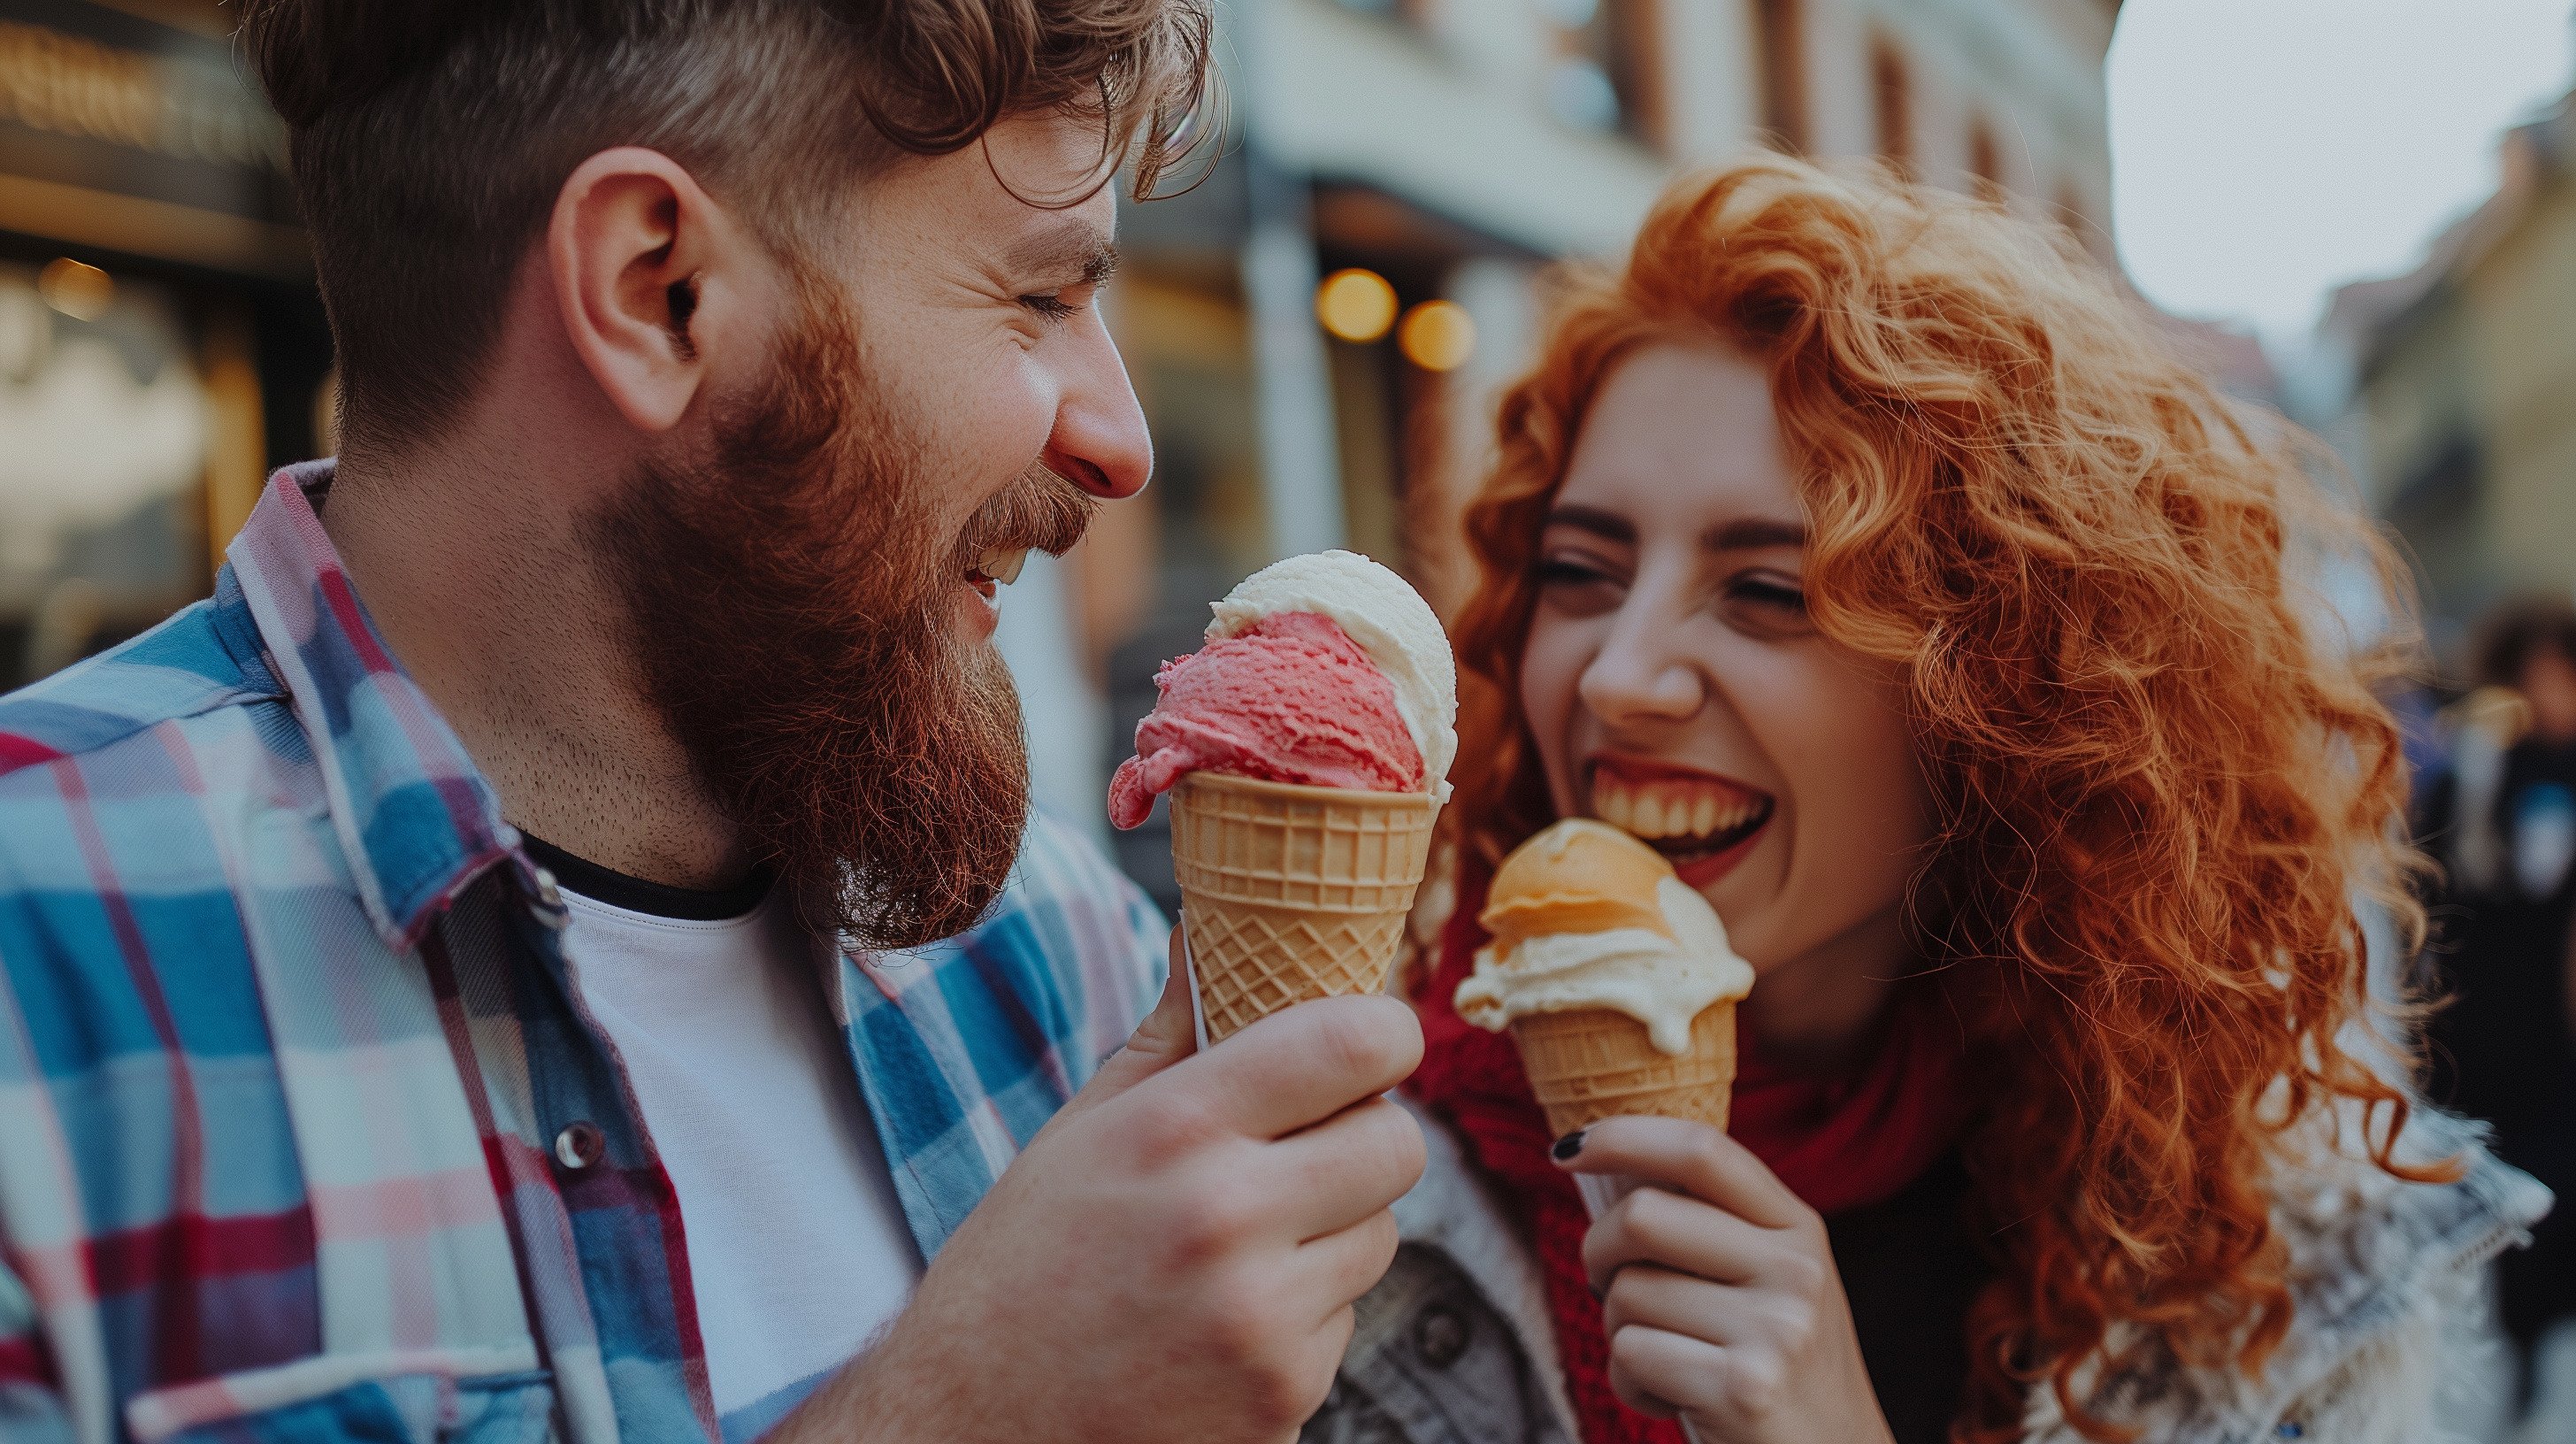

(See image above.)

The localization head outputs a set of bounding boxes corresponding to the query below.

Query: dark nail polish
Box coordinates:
[1552,1130,1587,1161]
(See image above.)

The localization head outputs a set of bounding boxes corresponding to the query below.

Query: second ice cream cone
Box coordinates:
[1457,819,1756,1135]
[1171,772,1438,1042]
[1511,1000,1737,1136]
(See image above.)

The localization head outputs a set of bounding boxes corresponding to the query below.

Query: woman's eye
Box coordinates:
[1721,572,1811,634]
[1729,575,1806,611]
[1537,554,1624,615]
[1537,556,1618,588]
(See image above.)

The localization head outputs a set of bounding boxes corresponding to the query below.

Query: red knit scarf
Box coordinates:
[1406,858,1975,1444]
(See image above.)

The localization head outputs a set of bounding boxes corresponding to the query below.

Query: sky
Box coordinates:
[2108,0,2576,351]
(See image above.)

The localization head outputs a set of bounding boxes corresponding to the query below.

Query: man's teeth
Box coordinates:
[974,547,1030,587]
[1594,776,1762,844]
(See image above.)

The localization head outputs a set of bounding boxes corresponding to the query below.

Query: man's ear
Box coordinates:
[547,147,751,433]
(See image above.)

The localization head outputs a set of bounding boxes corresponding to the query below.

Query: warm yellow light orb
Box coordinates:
[37,258,113,322]
[1315,268,1398,342]
[1398,299,1476,372]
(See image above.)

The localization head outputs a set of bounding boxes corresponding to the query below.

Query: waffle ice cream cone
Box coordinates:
[1457,820,1755,1131]
[1512,1000,1737,1136]
[1171,772,1438,1042]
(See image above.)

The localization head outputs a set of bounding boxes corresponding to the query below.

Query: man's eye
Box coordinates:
[1019,292,1079,322]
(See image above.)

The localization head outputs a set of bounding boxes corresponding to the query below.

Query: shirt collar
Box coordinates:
[226,461,520,949]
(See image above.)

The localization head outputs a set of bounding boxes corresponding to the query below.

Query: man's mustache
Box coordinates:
[954,464,1101,571]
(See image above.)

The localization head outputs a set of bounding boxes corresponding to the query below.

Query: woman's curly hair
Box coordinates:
[1440,157,2440,1440]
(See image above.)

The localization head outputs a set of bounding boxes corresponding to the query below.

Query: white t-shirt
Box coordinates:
[554,866,923,1427]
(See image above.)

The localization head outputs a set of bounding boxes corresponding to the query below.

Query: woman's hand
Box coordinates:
[1559,1117,1894,1444]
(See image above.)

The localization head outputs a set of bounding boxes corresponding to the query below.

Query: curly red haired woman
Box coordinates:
[1300,158,2549,1444]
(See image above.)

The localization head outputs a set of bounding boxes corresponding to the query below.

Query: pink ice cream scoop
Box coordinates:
[1107,611,1424,829]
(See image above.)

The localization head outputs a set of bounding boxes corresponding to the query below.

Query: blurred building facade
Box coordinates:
[0,0,330,691]
[1058,0,2121,906]
[2322,85,2576,667]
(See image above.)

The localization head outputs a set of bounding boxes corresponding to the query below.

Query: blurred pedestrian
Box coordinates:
[2418,595,2576,1425]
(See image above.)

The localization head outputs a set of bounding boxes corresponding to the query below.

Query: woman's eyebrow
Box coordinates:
[1543,504,1635,543]
[1705,517,1806,551]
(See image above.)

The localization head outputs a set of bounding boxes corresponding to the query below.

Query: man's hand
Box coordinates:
[786,933,1427,1444]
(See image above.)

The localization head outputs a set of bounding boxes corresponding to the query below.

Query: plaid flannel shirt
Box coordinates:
[0,465,1169,1444]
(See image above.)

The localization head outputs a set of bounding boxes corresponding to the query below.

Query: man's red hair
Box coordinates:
[1438,157,2438,1440]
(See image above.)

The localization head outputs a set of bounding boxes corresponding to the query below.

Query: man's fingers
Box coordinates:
[1178,993,1423,1139]
[1292,1209,1403,1325]
[1288,1303,1361,1436]
[1269,1096,1427,1240]
[1582,1184,1769,1293]
[1062,929,1197,1110]
[1557,1116,1810,1231]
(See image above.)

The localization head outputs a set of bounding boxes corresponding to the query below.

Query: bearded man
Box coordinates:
[0,4,1427,1443]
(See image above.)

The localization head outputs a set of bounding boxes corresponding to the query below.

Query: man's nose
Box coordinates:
[1041,319,1153,500]
[1578,598,1706,726]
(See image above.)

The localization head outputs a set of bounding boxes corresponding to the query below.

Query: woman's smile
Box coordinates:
[1583,753,1775,888]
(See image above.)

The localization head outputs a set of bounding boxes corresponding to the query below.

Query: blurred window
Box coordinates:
[1540,0,1666,148]
[1872,36,1913,173]
[1753,0,1808,152]
[0,257,216,687]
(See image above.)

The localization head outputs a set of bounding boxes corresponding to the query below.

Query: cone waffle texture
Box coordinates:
[1171,772,1438,1042]
[1511,1002,1736,1136]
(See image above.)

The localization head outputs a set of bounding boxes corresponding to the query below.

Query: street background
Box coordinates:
[3,3,2575,1432]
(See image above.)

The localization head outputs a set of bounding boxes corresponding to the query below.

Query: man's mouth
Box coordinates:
[954,465,1097,611]
[964,546,1031,603]
[1584,755,1775,887]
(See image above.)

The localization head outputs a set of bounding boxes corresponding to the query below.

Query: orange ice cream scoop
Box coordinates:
[1478,818,1676,953]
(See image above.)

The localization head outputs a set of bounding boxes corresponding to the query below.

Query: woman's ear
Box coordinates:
[546,147,741,433]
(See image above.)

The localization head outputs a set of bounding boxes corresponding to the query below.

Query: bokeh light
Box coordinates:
[36,259,112,322]
[1397,299,1476,372]
[1315,267,1398,342]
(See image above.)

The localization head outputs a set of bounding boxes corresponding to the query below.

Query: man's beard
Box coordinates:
[598,289,1096,950]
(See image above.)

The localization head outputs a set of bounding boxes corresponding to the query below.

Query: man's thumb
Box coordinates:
[1076,927,1199,1103]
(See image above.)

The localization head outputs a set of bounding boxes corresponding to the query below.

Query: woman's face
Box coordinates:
[1519,342,1934,1000]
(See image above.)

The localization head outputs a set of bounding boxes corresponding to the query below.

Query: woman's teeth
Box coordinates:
[1594,775,1765,845]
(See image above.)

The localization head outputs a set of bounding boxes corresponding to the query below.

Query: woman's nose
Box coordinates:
[1577,604,1706,727]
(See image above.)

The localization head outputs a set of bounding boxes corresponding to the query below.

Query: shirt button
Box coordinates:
[1413,1304,1469,1370]
[526,865,571,930]
[553,1121,606,1171]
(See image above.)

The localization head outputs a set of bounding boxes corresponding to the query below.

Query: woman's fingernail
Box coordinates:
[1552,1130,1587,1161]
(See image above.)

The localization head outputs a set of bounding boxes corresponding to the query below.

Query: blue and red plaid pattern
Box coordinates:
[0,465,1168,1444]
